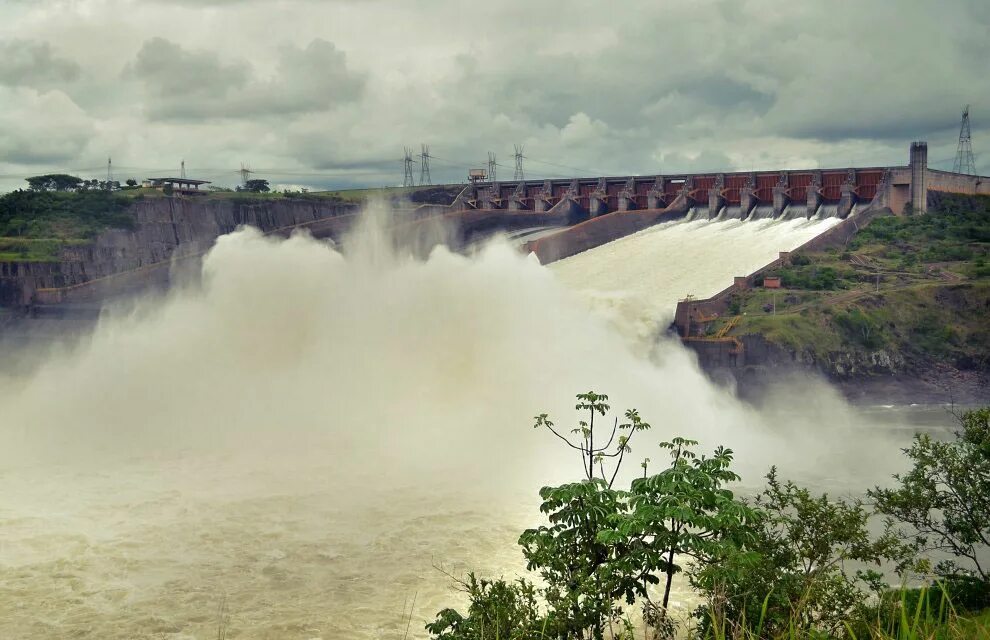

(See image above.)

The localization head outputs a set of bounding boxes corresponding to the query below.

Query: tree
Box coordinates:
[521,392,650,639]
[125,178,138,187]
[870,408,990,582]
[25,174,83,192]
[606,438,754,625]
[524,394,752,638]
[242,178,270,193]
[693,468,909,637]
[430,393,755,640]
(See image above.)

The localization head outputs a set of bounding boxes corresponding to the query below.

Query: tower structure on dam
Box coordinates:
[460,143,987,220]
[910,141,929,213]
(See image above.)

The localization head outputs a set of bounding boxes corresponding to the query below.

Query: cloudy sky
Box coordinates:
[0,0,988,191]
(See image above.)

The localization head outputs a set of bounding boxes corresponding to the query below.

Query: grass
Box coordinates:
[696,586,990,640]
[714,194,990,371]
[0,237,90,262]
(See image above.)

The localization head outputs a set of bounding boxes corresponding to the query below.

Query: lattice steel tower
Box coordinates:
[419,144,432,185]
[513,144,525,181]
[953,105,976,175]
[403,147,416,187]
[487,152,497,182]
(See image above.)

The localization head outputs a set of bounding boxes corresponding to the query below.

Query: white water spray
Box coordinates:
[0,204,911,638]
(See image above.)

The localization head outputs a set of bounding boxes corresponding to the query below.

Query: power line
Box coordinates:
[239,163,253,185]
[402,147,416,187]
[419,144,432,185]
[954,105,976,175]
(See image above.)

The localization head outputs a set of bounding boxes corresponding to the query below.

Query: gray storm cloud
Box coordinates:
[0,0,986,189]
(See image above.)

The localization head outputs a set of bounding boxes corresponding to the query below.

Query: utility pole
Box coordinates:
[513,144,525,181]
[403,147,416,187]
[487,152,497,182]
[419,144,432,185]
[953,105,976,175]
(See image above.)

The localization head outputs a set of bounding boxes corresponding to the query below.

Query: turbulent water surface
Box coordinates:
[0,209,945,639]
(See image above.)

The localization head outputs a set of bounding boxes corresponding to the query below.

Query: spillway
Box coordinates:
[549,216,841,341]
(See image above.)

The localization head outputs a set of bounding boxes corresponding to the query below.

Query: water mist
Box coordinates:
[0,202,915,638]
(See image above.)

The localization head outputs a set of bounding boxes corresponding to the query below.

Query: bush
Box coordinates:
[834,308,885,349]
[871,408,990,583]
[425,574,548,640]
[692,468,909,638]
[0,189,135,239]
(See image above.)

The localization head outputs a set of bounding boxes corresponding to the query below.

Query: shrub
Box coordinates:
[834,308,885,349]
[870,408,990,583]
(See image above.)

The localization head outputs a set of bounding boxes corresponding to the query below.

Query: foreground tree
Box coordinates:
[434,392,752,640]
[870,408,990,582]
[603,437,755,632]
[520,393,650,639]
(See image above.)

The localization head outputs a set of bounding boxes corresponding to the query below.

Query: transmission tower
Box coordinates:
[487,152,497,182]
[239,163,253,185]
[180,159,187,179]
[419,144,432,185]
[953,105,976,175]
[513,144,525,181]
[106,157,113,188]
[403,147,416,187]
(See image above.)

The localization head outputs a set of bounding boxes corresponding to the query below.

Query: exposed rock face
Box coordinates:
[0,197,355,306]
[693,333,988,405]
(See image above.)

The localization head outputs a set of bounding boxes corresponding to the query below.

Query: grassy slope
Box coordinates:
[718,193,990,373]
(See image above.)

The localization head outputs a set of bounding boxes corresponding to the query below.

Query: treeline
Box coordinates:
[0,174,136,240]
[427,393,990,639]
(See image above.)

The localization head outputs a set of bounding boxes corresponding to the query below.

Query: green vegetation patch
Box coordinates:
[0,237,89,262]
[0,189,135,241]
[720,194,990,371]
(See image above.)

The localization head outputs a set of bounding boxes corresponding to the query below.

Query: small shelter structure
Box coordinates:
[145,177,211,196]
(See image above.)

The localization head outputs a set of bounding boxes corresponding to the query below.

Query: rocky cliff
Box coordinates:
[0,196,356,306]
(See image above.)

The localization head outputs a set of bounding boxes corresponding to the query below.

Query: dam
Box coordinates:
[461,142,987,220]
[1,142,987,314]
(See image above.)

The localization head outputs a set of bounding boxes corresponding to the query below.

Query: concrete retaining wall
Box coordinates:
[523,196,690,264]
[927,169,990,196]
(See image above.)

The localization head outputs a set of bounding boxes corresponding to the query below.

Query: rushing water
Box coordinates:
[0,208,949,639]
[550,216,841,342]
